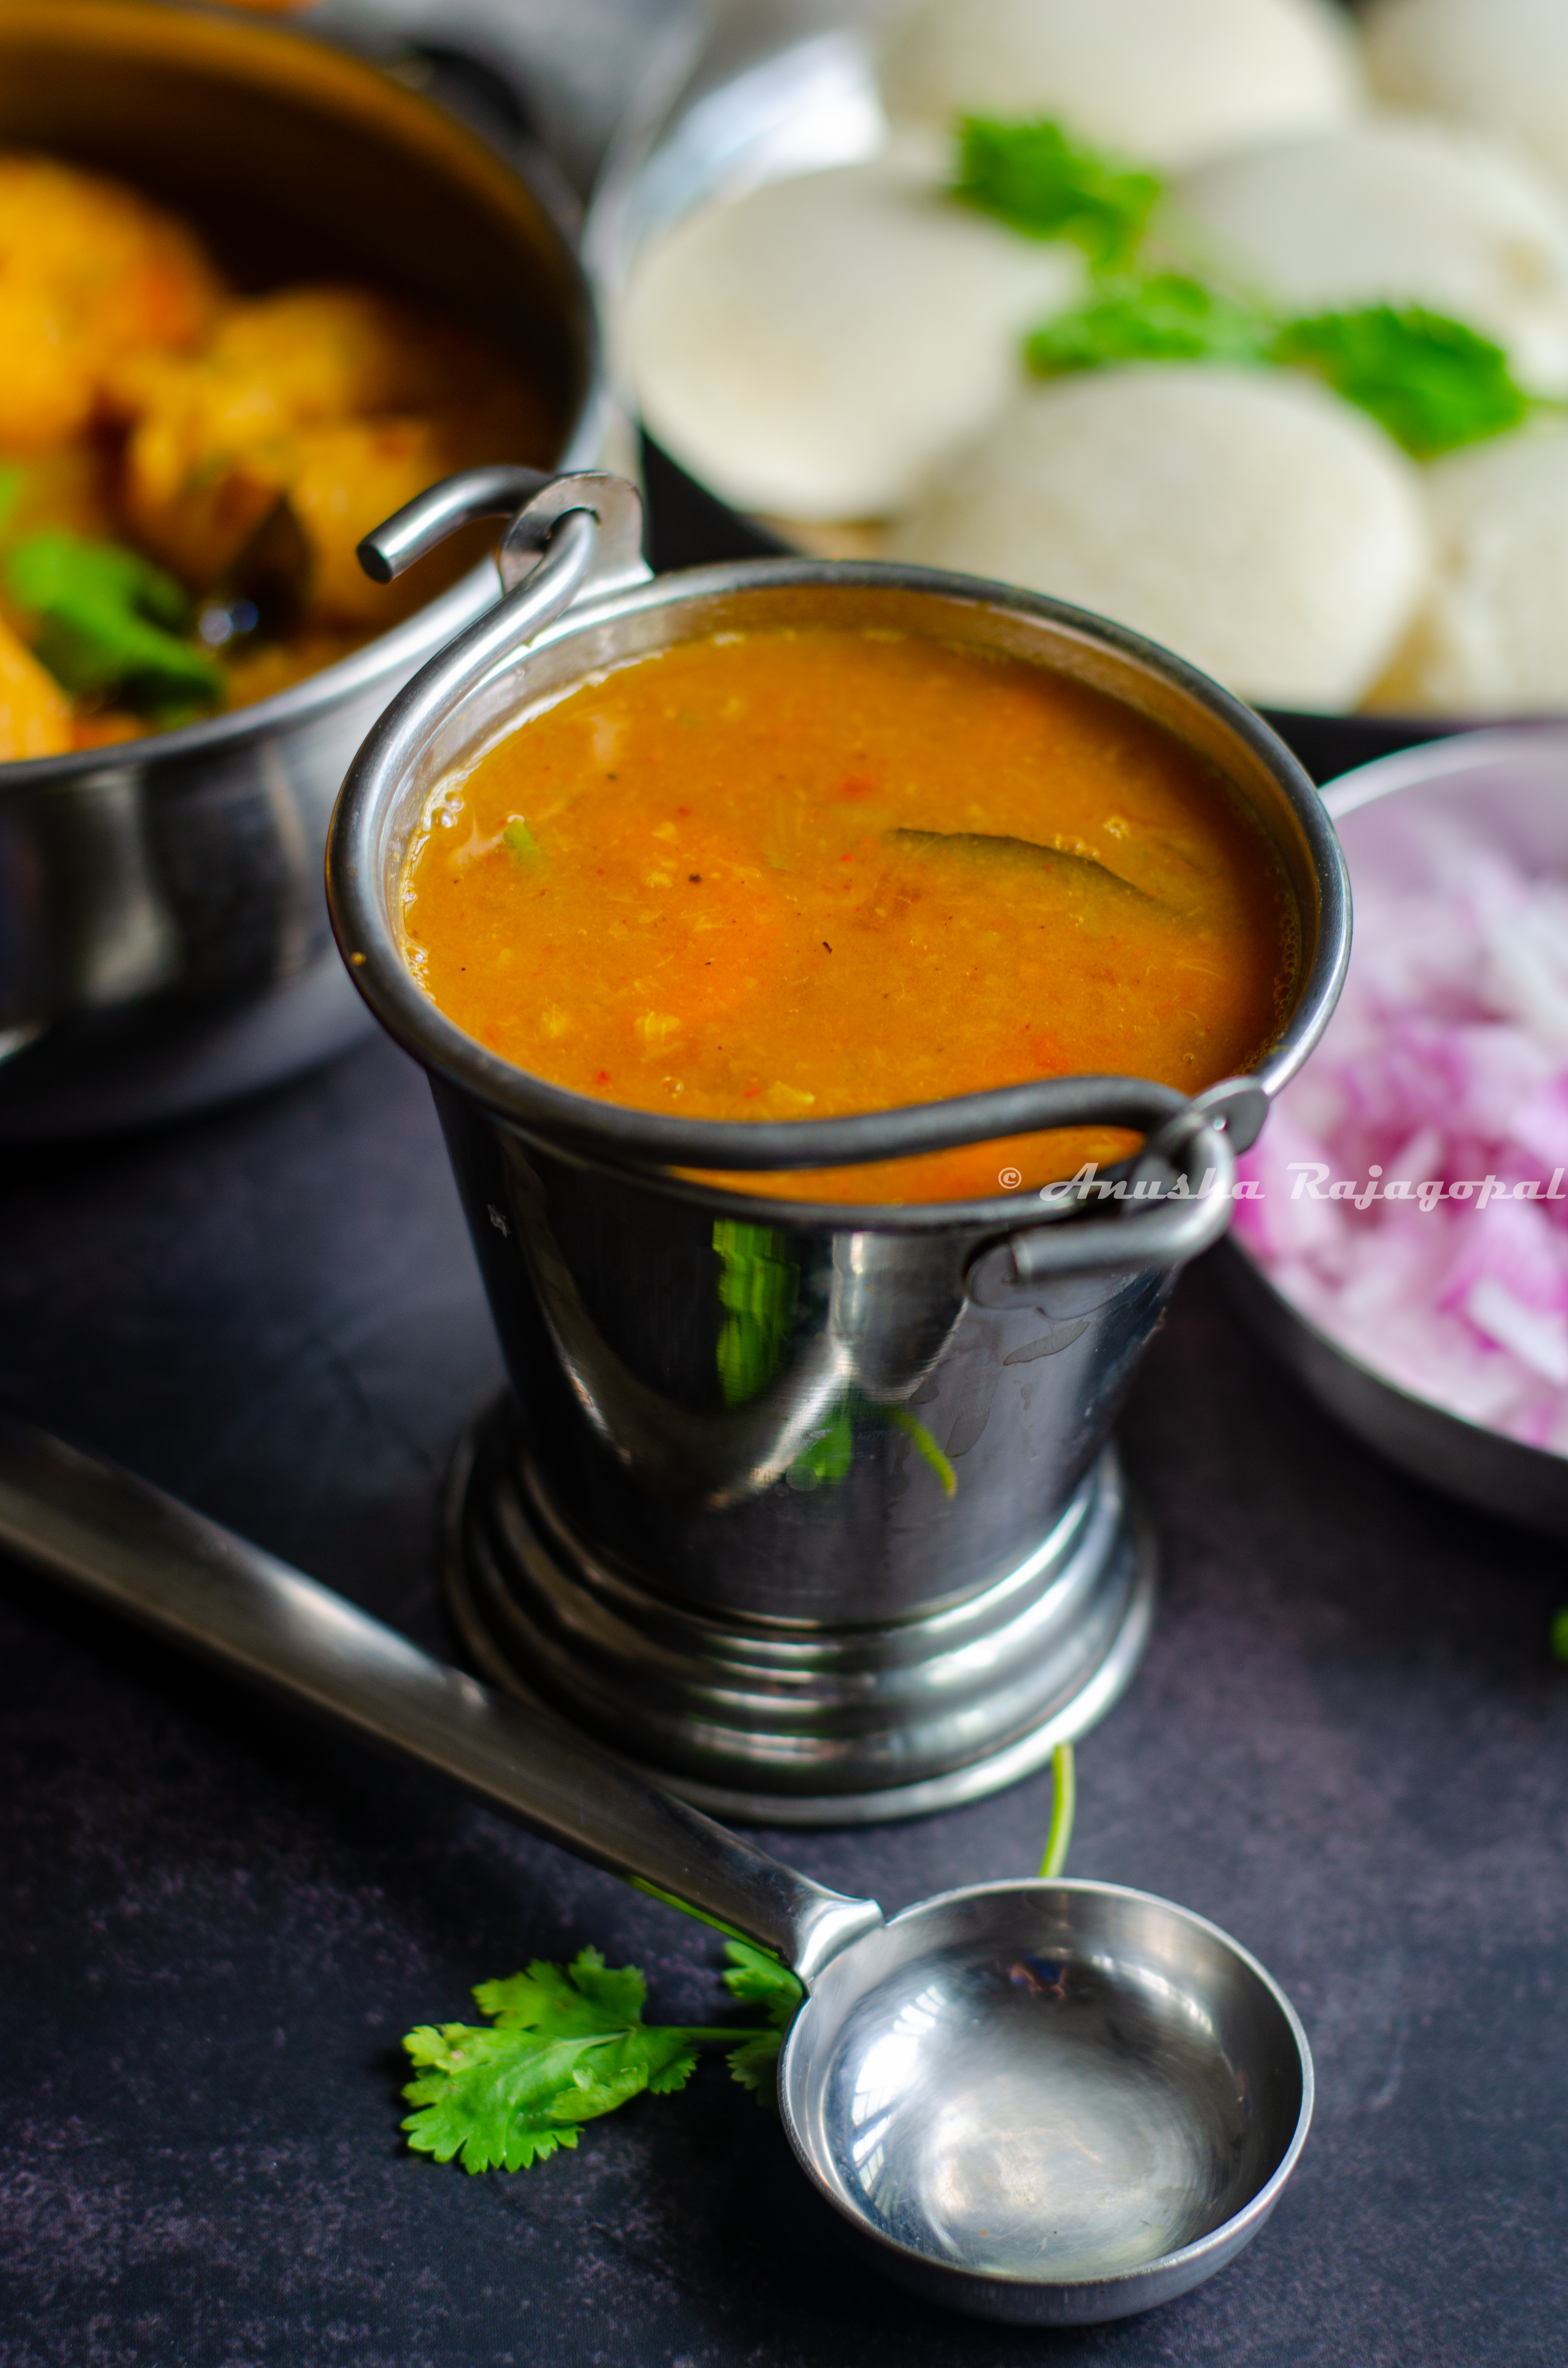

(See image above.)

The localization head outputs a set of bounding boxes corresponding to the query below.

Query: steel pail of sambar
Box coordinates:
[329,469,1349,1823]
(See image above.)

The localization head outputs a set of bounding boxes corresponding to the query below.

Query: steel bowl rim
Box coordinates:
[1319,718,1568,823]
[0,0,604,798]
[330,549,1350,1217]
[776,1873,1316,2298]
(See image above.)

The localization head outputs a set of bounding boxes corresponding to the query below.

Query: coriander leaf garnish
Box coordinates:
[722,1940,806,2108]
[1024,277,1537,459]
[725,2031,788,2097]
[402,1941,805,2170]
[403,2017,617,2171]
[722,1936,805,2018]
[1038,1740,1077,1878]
[953,115,1162,272]
[5,528,223,716]
[714,1221,799,1408]
[1027,272,1273,375]
[1269,305,1532,459]
[501,814,539,864]
[885,1407,957,1499]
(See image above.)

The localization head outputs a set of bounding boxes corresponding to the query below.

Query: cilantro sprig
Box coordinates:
[1025,273,1536,458]
[398,1748,1078,2174]
[953,114,1162,272]
[5,527,222,718]
[1271,305,1532,460]
[957,112,1544,460]
[1026,271,1273,373]
[401,1939,802,2172]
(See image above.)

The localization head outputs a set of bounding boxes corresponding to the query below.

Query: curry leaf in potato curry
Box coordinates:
[6,528,222,716]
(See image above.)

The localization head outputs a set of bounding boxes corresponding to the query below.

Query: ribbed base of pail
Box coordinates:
[442,1394,1155,1825]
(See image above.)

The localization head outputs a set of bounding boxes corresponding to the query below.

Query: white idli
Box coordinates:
[619,152,1081,521]
[1176,122,1568,394]
[880,0,1362,168]
[889,363,1428,711]
[1366,0,1568,194]
[1373,427,1568,713]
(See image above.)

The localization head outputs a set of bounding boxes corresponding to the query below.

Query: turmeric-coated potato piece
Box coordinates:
[289,375,557,627]
[202,287,502,426]
[286,417,486,628]
[113,286,525,446]
[0,611,71,758]
[122,395,291,591]
[119,287,554,596]
[0,156,220,449]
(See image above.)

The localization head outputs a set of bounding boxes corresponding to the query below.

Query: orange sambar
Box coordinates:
[399,623,1296,1203]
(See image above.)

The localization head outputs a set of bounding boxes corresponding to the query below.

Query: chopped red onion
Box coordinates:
[1237,809,1568,1452]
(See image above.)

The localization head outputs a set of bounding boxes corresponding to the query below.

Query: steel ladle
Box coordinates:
[0,1416,1312,2326]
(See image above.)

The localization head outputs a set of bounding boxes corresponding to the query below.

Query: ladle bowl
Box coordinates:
[0,1414,1313,2328]
[786,1878,1310,2322]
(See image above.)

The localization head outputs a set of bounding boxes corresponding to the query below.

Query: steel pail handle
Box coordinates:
[966,1075,1266,1303]
[348,469,654,833]
[357,463,651,655]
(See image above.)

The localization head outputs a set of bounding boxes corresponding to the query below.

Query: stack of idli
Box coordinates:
[1364,0,1568,192]
[617,0,1568,715]
[1373,429,1568,713]
[1174,120,1568,394]
[620,145,1082,520]
[881,0,1362,166]
[888,366,1427,711]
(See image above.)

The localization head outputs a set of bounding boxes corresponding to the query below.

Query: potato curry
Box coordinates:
[401,624,1298,1203]
[0,153,551,758]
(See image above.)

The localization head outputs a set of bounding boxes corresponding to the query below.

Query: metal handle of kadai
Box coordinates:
[0,1417,882,1982]
[359,471,1268,1284]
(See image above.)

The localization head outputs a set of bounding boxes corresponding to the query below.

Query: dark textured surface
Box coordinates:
[2,1034,1566,2368]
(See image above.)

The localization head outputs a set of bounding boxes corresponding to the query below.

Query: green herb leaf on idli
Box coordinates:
[1270,306,1533,459]
[1027,272,1274,375]
[953,116,1162,272]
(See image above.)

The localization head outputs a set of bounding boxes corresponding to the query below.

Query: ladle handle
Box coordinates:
[0,1417,882,1984]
